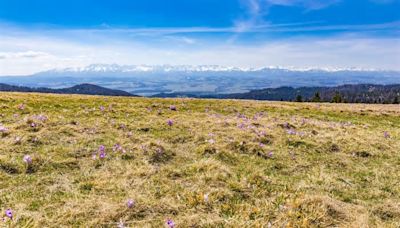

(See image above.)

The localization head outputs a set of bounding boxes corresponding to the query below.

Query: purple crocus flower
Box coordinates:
[99,106,105,112]
[127,199,135,208]
[287,129,296,135]
[99,151,106,159]
[169,105,177,111]
[35,114,48,122]
[98,145,106,159]
[30,122,37,128]
[267,151,274,158]
[5,209,12,219]
[23,155,32,164]
[0,125,8,133]
[203,193,209,203]
[167,120,174,127]
[237,123,246,129]
[208,139,215,144]
[166,219,175,228]
[117,220,126,228]
[14,136,22,144]
[18,104,25,110]
[384,131,390,139]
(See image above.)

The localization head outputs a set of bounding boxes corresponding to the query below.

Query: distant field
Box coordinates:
[0,92,399,227]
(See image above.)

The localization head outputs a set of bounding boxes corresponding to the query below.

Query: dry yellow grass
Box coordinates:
[0,92,399,227]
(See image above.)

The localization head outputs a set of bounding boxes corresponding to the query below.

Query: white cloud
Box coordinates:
[0,51,51,59]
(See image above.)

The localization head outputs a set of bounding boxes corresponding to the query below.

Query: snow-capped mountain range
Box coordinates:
[1,64,399,96]
[46,64,387,74]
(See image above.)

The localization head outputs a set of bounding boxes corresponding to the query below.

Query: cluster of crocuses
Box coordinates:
[92,145,107,160]
[207,133,216,144]
[93,144,130,159]
[286,128,297,135]
[113,143,126,153]
[32,114,48,122]
[236,113,247,119]
[252,112,267,121]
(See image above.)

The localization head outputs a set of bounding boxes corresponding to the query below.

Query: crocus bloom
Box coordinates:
[35,114,48,122]
[117,221,126,228]
[14,136,22,144]
[5,209,12,219]
[166,219,175,228]
[0,126,8,133]
[268,151,274,158]
[287,129,296,135]
[204,193,209,203]
[23,155,32,164]
[169,105,177,111]
[99,106,105,112]
[98,145,106,158]
[127,199,135,208]
[18,104,25,110]
[384,131,390,138]
[113,144,122,152]
[99,151,106,159]
[167,120,174,126]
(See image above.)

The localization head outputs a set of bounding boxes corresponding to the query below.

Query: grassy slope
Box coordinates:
[0,92,399,227]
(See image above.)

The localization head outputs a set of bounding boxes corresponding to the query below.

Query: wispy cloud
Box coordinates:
[235,0,340,33]
[0,51,52,59]
[264,0,341,10]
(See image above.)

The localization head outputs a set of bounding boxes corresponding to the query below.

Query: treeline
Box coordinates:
[210,84,400,104]
[295,91,399,104]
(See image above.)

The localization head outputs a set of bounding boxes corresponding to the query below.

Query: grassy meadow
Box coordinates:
[0,92,399,227]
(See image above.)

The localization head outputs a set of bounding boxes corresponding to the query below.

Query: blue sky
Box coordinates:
[0,0,399,75]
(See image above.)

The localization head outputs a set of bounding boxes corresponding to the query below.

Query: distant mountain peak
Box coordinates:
[45,64,389,74]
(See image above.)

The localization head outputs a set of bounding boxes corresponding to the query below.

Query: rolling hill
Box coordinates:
[0,83,135,97]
